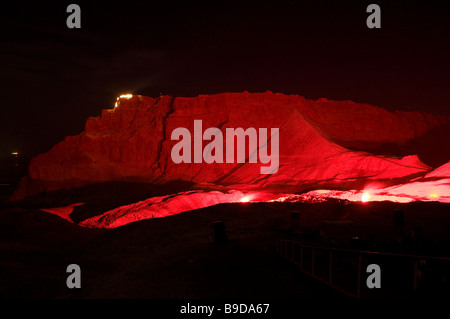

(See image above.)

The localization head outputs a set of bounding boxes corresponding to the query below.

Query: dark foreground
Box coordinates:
[1,199,450,302]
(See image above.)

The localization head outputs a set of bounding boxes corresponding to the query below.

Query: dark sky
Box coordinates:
[1,0,450,162]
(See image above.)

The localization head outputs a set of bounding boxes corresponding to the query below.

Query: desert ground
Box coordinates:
[2,186,450,301]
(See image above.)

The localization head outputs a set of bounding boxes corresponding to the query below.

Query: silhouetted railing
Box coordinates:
[275,239,450,299]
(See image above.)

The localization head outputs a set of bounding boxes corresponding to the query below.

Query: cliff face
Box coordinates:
[13,91,447,199]
[301,98,447,145]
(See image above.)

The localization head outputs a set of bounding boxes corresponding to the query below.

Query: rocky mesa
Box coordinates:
[11,91,449,200]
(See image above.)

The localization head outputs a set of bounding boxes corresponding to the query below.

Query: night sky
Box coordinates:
[1,1,450,168]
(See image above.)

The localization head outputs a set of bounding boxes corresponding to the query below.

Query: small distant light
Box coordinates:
[361,192,370,203]
[240,196,251,203]
[119,94,133,99]
[429,194,438,198]
[11,152,18,155]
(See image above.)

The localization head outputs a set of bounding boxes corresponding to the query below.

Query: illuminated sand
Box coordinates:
[37,183,449,229]
[38,161,449,229]
[292,178,450,204]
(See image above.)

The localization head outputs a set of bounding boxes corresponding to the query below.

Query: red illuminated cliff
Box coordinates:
[12,91,449,200]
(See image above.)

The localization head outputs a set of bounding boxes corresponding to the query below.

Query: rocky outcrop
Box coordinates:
[424,161,450,178]
[79,190,246,228]
[301,97,448,146]
[13,91,447,200]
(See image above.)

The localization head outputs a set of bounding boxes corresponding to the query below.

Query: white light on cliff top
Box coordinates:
[114,94,133,108]
[119,94,133,99]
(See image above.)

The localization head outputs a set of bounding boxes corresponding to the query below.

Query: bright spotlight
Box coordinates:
[361,192,371,203]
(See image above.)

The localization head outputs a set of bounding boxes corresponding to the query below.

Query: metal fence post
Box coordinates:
[413,259,418,292]
[329,250,333,284]
[291,241,294,261]
[300,246,303,271]
[356,254,362,298]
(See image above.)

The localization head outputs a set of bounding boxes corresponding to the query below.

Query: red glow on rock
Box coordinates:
[13,92,442,201]
[293,175,450,204]
[79,190,246,228]
[23,91,449,229]
[37,164,450,228]
[40,174,450,229]
[40,203,85,222]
